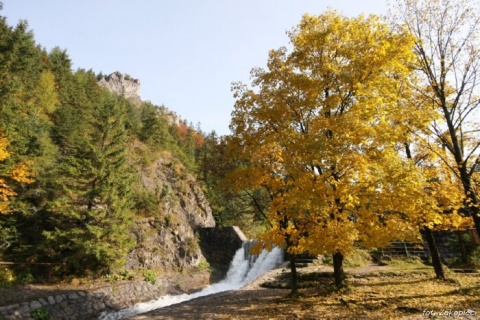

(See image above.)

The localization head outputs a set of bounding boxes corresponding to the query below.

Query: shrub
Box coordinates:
[105,270,135,282]
[142,269,156,284]
[31,307,50,320]
[196,260,211,272]
[183,237,200,256]
[0,268,15,287]
[321,249,372,268]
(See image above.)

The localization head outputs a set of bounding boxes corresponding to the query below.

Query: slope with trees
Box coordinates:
[0,9,215,281]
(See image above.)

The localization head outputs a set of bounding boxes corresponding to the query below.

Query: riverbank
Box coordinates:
[0,270,211,320]
[129,264,480,320]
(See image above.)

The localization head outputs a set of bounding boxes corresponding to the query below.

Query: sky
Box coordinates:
[2,1,387,136]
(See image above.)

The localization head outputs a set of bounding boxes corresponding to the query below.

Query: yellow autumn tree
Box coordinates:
[385,0,480,279]
[228,11,441,290]
[0,132,34,213]
[0,134,14,213]
[403,137,472,279]
[391,0,480,238]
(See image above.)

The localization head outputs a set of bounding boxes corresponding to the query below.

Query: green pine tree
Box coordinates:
[46,86,135,276]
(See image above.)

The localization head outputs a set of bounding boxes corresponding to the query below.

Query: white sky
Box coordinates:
[2,1,387,136]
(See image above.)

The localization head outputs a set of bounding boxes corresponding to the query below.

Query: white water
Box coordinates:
[98,244,283,320]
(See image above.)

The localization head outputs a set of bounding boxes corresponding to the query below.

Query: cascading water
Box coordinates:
[98,242,283,320]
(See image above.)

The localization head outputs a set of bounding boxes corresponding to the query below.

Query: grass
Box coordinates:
[254,260,480,319]
[384,256,428,269]
[321,248,374,268]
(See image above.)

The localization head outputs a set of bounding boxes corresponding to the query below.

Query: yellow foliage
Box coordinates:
[227,11,443,258]
[0,133,34,214]
[10,162,35,184]
[0,135,9,161]
[0,178,17,213]
[36,70,59,114]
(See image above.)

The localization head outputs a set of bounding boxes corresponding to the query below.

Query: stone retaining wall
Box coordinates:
[0,271,210,320]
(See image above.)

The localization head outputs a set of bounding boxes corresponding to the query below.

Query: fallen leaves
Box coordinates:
[131,265,479,319]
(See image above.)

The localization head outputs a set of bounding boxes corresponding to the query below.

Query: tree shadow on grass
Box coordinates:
[130,271,480,319]
[129,281,480,320]
[350,278,427,287]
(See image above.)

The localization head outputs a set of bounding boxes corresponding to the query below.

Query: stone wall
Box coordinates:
[0,271,210,320]
[198,226,248,277]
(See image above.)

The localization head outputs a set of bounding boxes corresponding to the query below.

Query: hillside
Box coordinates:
[0,15,216,284]
[101,72,216,272]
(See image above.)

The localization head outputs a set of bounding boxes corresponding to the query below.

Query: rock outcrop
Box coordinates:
[126,145,215,272]
[99,71,181,125]
[98,71,141,104]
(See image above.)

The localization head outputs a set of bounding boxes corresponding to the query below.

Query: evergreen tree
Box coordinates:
[0,17,59,271]
[0,19,47,156]
[45,84,135,275]
[139,102,175,150]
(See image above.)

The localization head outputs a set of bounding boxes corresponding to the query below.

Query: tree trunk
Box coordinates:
[333,252,346,288]
[457,231,470,264]
[466,195,480,239]
[458,166,480,238]
[424,227,445,280]
[289,253,298,296]
[441,108,480,238]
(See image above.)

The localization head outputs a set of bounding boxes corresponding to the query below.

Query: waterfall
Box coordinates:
[99,243,283,320]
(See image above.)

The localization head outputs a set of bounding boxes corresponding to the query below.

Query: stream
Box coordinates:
[99,243,284,319]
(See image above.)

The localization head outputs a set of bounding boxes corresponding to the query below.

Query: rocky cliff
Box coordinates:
[99,72,216,272]
[126,149,215,271]
[98,71,142,104]
[99,71,180,125]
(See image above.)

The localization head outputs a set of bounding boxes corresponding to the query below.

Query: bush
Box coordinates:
[386,256,427,269]
[15,271,34,285]
[196,260,211,272]
[31,307,50,320]
[142,269,156,284]
[321,249,372,268]
[321,255,333,265]
[470,247,480,268]
[133,190,159,217]
[0,268,15,286]
[183,237,200,256]
[105,270,136,282]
